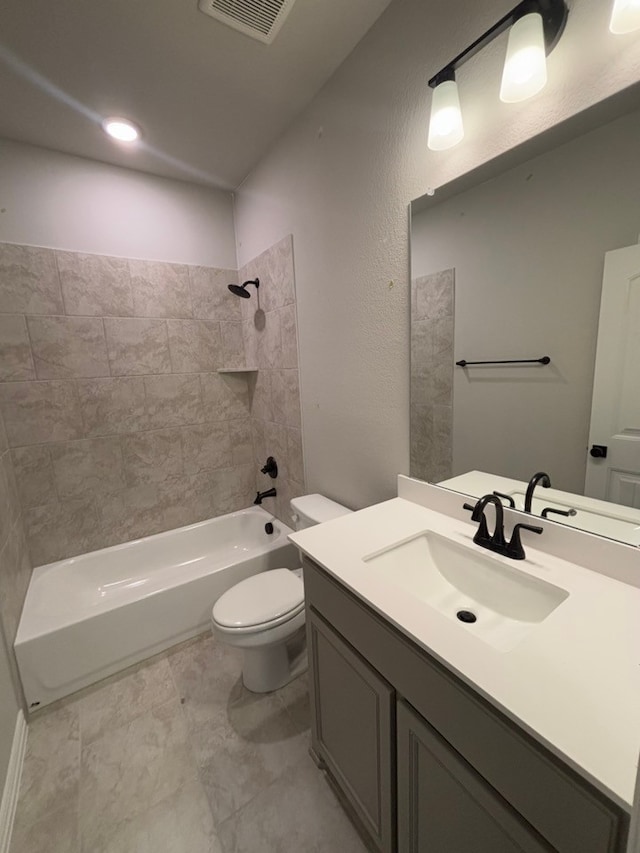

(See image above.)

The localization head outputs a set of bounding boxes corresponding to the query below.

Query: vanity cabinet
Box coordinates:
[308,610,395,852]
[303,557,629,853]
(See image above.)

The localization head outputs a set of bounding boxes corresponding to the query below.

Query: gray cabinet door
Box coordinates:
[397,700,553,853]
[308,608,395,853]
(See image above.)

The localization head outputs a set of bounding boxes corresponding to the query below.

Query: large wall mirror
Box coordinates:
[410,88,640,545]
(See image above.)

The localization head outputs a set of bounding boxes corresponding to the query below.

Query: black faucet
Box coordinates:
[254,487,277,505]
[464,495,543,560]
[463,495,506,552]
[524,471,551,513]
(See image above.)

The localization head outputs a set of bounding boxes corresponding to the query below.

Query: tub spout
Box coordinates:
[254,487,277,505]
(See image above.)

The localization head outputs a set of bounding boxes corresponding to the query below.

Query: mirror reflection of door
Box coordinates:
[585,243,640,506]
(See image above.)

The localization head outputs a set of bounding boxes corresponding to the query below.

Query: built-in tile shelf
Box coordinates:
[217,367,258,373]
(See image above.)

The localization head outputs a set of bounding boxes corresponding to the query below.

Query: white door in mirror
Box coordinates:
[586,243,640,505]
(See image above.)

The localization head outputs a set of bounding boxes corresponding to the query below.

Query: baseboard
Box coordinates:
[0,710,27,853]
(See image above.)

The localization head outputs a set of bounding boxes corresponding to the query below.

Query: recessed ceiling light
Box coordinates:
[102,117,140,143]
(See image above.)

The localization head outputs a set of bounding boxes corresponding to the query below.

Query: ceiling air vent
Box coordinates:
[198,0,297,44]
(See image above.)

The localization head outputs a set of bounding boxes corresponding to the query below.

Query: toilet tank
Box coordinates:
[290,494,352,531]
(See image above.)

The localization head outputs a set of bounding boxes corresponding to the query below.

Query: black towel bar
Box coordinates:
[456,356,551,367]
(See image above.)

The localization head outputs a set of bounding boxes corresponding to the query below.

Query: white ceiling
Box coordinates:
[0,0,392,190]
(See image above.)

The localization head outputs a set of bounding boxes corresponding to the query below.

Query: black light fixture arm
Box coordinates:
[428,0,568,89]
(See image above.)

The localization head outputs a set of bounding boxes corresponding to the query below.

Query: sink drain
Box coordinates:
[456,610,477,624]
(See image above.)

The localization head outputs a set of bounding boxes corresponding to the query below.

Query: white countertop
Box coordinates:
[290,496,640,811]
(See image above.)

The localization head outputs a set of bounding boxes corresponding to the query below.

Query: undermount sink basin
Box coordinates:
[363,531,569,652]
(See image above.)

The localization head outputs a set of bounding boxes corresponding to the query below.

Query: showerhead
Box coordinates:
[228,278,260,299]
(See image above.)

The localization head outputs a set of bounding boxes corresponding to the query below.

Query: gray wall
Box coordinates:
[411,109,640,493]
[233,0,640,510]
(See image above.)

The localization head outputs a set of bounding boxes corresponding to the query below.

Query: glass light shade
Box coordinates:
[609,0,640,33]
[500,12,547,103]
[428,80,464,151]
[102,118,140,142]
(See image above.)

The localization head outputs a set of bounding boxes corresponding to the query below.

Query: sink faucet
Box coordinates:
[463,494,506,552]
[254,487,277,505]
[464,494,543,560]
[524,471,551,513]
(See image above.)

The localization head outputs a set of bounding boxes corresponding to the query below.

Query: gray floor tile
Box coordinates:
[82,779,223,853]
[9,802,79,853]
[79,698,200,849]
[12,704,80,828]
[218,754,369,853]
[190,678,310,825]
[167,632,244,730]
[76,655,178,744]
[276,671,310,733]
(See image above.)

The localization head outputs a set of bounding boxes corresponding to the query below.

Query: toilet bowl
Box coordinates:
[211,494,351,693]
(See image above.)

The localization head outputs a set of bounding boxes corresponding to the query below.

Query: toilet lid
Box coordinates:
[213,569,304,629]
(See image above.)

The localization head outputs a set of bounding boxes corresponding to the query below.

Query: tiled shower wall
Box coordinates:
[0,407,30,693]
[240,235,305,524]
[0,244,254,566]
[410,268,454,483]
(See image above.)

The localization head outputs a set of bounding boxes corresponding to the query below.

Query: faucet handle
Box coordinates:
[541,506,577,519]
[506,523,543,560]
[463,502,491,547]
[492,491,516,508]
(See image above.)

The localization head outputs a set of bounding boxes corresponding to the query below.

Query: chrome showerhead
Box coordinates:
[228,278,259,298]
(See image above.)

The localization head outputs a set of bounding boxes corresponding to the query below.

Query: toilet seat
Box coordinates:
[213,569,304,633]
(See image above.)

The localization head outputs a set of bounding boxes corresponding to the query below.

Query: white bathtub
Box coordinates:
[15,506,300,710]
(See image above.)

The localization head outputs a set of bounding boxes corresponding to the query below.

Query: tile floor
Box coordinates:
[9,632,369,853]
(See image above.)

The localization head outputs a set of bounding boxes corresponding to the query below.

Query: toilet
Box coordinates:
[211,494,352,693]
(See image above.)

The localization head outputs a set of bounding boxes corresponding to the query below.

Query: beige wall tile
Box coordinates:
[279,304,299,369]
[250,419,266,466]
[0,243,63,315]
[229,418,252,465]
[242,318,259,368]
[211,464,254,515]
[12,445,57,508]
[145,374,204,429]
[130,260,192,319]
[181,422,231,475]
[263,421,287,473]
[286,427,304,485]
[77,377,147,436]
[0,519,31,644]
[57,251,134,317]
[0,380,84,446]
[104,317,171,376]
[413,269,454,322]
[250,234,295,313]
[121,429,184,485]
[282,369,302,429]
[0,315,35,381]
[0,452,14,546]
[257,310,282,369]
[220,322,245,368]
[200,373,250,422]
[28,316,110,379]
[24,497,99,565]
[50,437,125,500]
[248,370,272,422]
[96,484,167,547]
[189,266,242,321]
[167,320,222,373]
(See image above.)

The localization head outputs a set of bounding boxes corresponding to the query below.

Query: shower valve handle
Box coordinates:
[260,457,278,479]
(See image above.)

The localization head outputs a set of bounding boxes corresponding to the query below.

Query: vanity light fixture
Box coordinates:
[101,117,141,143]
[427,0,568,151]
[609,0,640,33]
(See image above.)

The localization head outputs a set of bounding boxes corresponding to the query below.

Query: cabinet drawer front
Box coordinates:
[308,609,395,852]
[397,700,553,853]
[304,558,628,853]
